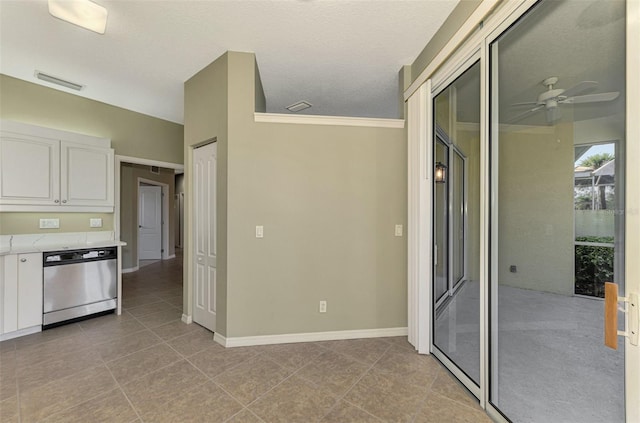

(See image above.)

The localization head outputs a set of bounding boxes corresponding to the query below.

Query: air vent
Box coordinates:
[286,101,312,113]
[35,71,84,91]
[150,166,160,174]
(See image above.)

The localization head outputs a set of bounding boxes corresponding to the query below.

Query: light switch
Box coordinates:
[255,225,264,238]
[90,218,103,228]
[395,224,403,237]
[40,218,60,229]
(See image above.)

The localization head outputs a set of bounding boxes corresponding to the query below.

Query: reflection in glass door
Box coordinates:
[489,0,626,421]
[432,61,481,388]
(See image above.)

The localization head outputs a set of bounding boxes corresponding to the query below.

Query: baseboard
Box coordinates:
[0,325,41,341]
[165,254,176,260]
[181,314,192,324]
[213,332,226,347]
[218,327,408,348]
[122,266,139,274]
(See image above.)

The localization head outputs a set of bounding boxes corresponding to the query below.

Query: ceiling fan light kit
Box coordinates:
[509,76,620,124]
[48,0,108,34]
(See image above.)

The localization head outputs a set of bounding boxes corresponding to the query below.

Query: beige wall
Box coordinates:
[184,53,230,334]
[498,124,574,295]
[120,163,176,269]
[184,52,407,338]
[0,74,184,239]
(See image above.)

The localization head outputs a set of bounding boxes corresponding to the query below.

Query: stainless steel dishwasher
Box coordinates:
[43,247,117,327]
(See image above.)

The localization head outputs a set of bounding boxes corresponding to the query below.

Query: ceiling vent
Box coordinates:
[286,101,312,113]
[35,71,84,91]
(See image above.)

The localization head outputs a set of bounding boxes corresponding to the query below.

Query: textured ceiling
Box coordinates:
[0,0,460,124]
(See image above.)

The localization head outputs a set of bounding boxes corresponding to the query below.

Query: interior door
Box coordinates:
[138,185,162,260]
[193,142,217,332]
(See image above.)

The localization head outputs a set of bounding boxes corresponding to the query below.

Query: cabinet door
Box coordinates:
[2,255,18,333]
[0,134,60,205]
[17,253,43,329]
[60,142,114,207]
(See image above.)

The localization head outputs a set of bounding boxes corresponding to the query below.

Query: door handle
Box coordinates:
[604,282,639,349]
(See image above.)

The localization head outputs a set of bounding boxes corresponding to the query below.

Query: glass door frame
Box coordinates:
[408,0,640,421]
[429,51,482,399]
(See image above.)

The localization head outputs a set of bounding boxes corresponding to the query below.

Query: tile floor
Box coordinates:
[0,252,491,423]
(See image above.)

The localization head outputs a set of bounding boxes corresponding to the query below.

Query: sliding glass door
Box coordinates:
[432,60,481,391]
[489,1,627,421]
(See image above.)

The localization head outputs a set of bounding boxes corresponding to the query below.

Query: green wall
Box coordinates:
[498,123,574,295]
[184,52,407,338]
[0,213,114,234]
[0,74,184,237]
[0,75,184,163]
[410,1,482,85]
[184,53,230,334]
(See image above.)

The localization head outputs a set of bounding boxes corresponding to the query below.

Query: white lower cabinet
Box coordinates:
[1,253,43,336]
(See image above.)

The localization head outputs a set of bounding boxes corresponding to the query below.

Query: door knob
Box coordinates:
[54,199,59,203]
[20,258,27,262]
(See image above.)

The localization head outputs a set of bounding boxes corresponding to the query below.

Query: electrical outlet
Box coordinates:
[319,300,327,313]
[39,218,59,229]
[255,225,264,238]
[90,218,103,228]
[395,224,403,237]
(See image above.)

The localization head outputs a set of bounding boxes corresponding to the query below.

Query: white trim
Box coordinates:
[213,332,226,347]
[115,155,184,171]
[165,254,176,260]
[0,119,110,147]
[217,327,408,348]
[406,83,431,356]
[181,313,193,324]
[254,112,405,129]
[404,0,502,101]
[0,325,41,341]
[121,266,139,274]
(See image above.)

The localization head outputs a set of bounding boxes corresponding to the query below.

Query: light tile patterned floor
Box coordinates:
[0,252,491,422]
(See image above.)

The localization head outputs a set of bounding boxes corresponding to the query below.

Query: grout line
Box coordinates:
[315,341,393,422]
[98,349,145,423]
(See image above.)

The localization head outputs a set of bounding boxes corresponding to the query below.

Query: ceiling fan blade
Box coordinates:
[561,81,598,97]
[507,105,544,123]
[510,101,539,108]
[562,92,620,104]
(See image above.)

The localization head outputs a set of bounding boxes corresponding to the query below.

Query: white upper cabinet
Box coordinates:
[61,142,114,207]
[0,121,114,212]
[0,133,60,205]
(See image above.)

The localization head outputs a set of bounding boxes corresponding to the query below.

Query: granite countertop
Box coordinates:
[0,240,127,256]
[0,232,126,256]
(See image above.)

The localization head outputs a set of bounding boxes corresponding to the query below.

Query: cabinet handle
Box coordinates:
[54,199,60,203]
[62,200,67,203]
[20,258,27,262]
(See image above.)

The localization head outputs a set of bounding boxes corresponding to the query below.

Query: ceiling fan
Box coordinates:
[509,77,620,124]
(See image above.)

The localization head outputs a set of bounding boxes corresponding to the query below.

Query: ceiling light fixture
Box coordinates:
[48,0,108,34]
[286,101,312,113]
[35,71,85,91]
